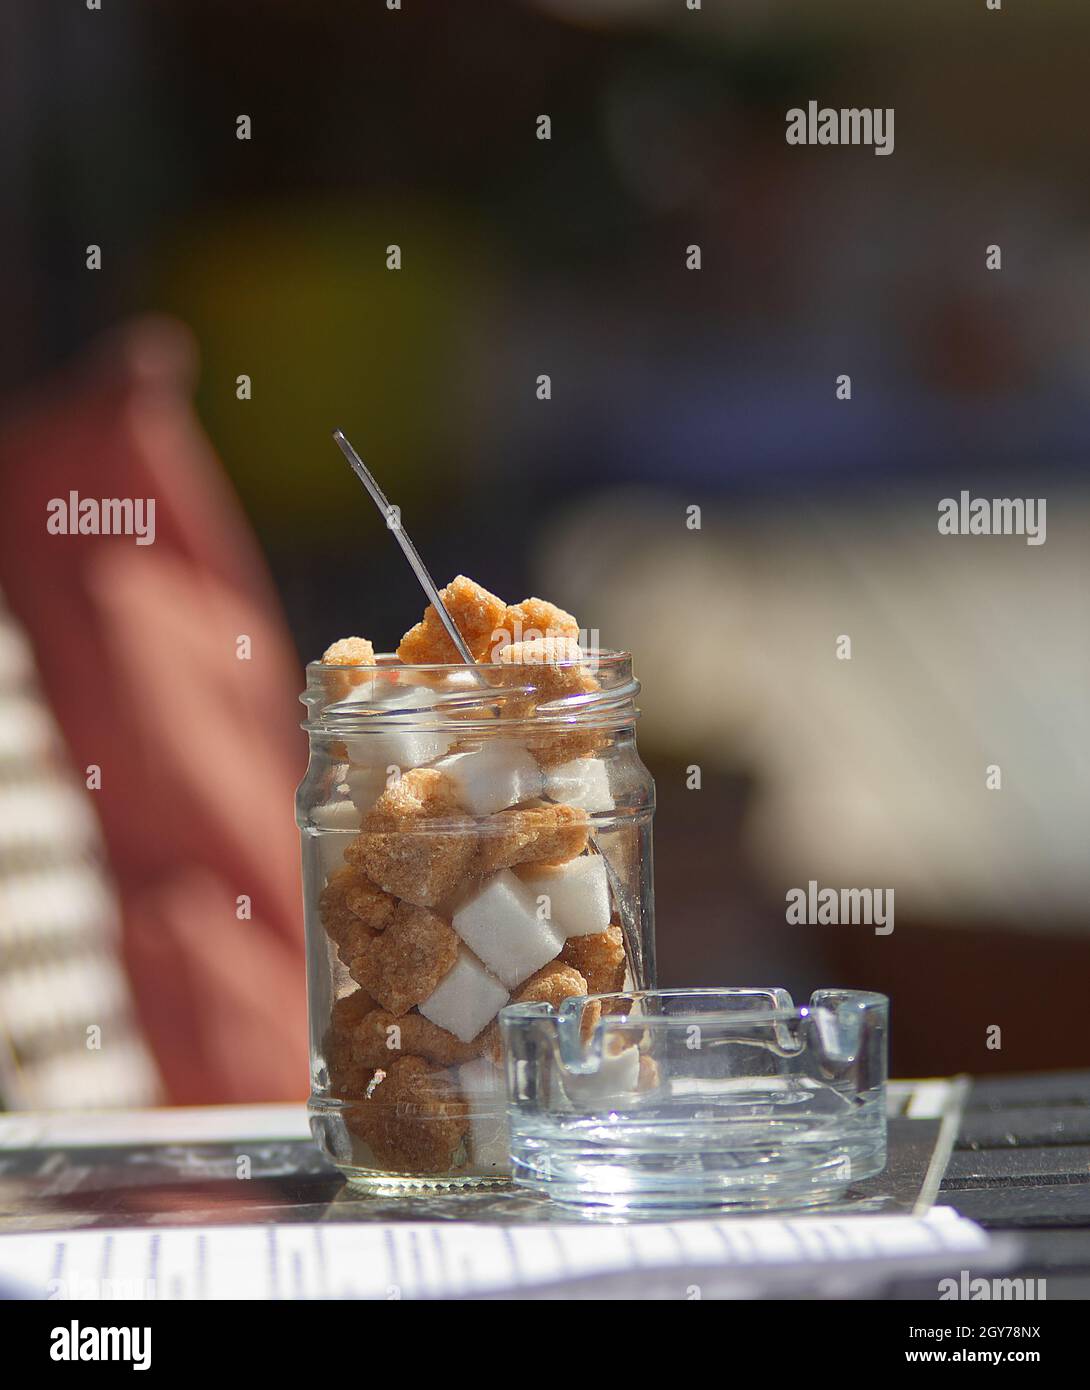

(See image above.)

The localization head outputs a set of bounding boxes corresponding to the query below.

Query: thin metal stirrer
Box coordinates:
[331,428,645,988]
[333,429,488,682]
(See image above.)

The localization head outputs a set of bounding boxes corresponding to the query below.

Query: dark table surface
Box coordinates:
[900,1069,1090,1300]
[1,1069,1088,1298]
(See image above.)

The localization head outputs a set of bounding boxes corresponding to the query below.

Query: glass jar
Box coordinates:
[296,650,655,1191]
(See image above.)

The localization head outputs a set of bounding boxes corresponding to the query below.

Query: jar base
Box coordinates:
[340,1168,514,1195]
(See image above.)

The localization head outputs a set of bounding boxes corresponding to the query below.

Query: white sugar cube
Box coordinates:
[458,1056,504,1097]
[544,758,614,813]
[434,743,542,816]
[418,947,509,1043]
[516,855,611,938]
[326,677,377,707]
[457,1058,510,1172]
[561,1042,641,1108]
[465,1116,510,1172]
[343,686,453,774]
[452,871,565,989]
[344,765,388,813]
[310,800,361,833]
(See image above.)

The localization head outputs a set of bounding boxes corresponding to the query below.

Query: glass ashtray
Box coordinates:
[499,988,888,1212]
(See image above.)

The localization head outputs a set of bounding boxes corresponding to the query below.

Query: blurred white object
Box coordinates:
[0,592,161,1108]
[538,488,1090,932]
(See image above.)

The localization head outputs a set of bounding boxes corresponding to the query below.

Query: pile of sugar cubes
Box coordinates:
[312,577,630,1175]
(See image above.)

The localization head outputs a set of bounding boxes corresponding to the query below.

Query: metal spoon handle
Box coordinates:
[333,428,483,675]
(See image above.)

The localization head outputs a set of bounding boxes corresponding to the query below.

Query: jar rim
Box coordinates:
[306,648,633,673]
[300,649,639,732]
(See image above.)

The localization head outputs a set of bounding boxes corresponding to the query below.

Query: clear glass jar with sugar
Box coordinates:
[297,649,655,1190]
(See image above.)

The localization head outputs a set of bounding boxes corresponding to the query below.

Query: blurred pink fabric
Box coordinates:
[0,318,308,1104]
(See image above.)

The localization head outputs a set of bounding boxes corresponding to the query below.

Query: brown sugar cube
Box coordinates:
[560,920,628,995]
[319,867,378,950]
[396,575,509,665]
[344,1056,469,1174]
[477,803,589,876]
[502,597,581,646]
[326,988,378,1099]
[346,902,460,1016]
[327,1034,371,1100]
[637,1055,662,1092]
[318,866,358,945]
[349,1008,479,1070]
[326,1033,373,1100]
[494,637,598,702]
[318,866,398,964]
[494,637,604,766]
[482,961,596,1061]
[331,987,379,1031]
[527,726,608,769]
[344,875,398,932]
[514,960,587,1010]
[346,767,479,908]
[336,878,399,966]
[323,636,376,666]
[321,635,376,703]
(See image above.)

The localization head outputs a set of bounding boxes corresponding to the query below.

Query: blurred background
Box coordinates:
[1,0,1088,1106]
